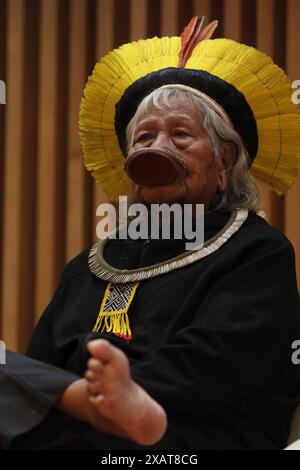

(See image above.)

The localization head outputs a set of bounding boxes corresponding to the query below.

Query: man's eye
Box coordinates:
[173,130,189,137]
[135,133,153,143]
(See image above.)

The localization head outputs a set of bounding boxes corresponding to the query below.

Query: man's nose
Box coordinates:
[149,132,170,149]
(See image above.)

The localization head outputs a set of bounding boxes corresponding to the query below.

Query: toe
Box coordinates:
[85,370,99,382]
[87,339,116,363]
[88,381,102,396]
[88,357,104,372]
[89,394,104,405]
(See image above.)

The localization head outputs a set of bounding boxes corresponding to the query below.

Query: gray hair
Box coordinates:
[125,87,261,212]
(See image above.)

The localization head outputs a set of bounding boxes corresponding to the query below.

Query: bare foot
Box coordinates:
[85,338,167,446]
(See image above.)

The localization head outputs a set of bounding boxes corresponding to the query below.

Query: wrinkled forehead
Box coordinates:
[133,107,204,132]
[133,91,204,124]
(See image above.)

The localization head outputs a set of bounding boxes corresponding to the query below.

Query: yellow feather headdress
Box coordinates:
[79,18,300,201]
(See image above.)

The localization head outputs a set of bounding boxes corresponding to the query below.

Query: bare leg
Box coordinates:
[85,338,167,446]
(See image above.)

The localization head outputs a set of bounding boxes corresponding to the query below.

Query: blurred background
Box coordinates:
[0,0,299,353]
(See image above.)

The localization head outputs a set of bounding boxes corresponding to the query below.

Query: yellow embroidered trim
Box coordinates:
[92,281,139,340]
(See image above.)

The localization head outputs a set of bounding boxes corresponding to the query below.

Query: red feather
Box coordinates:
[179,16,219,68]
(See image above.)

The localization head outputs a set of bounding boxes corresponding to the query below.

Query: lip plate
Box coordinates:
[125,148,186,187]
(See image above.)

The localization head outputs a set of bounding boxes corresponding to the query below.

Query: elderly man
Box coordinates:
[1,17,300,450]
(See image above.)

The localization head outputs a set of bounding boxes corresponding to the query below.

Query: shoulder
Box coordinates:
[215,209,297,278]
[236,210,296,258]
[58,244,94,287]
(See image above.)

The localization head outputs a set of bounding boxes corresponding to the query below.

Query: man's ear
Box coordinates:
[217,142,236,192]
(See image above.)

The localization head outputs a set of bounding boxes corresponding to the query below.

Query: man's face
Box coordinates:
[128,104,222,211]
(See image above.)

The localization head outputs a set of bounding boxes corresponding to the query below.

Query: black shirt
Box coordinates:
[2,209,300,450]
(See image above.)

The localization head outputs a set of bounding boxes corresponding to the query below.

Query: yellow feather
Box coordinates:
[79,35,300,200]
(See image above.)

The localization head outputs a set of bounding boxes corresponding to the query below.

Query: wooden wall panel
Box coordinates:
[130,0,148,41]
[194,0,223,37]
[0,0,299,352]
[1,0,24,350]
[66,0,93,262]
[34,0,67,319]
[1,0,39,351]
[0,0,7,342]
[223,0,256,44]
[161,0,178,35]
[193,0,213,21]
[92,0,114,237]
[223,0,244,41]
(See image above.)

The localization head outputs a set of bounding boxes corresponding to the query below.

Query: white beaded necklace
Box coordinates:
[88,208,248,283]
